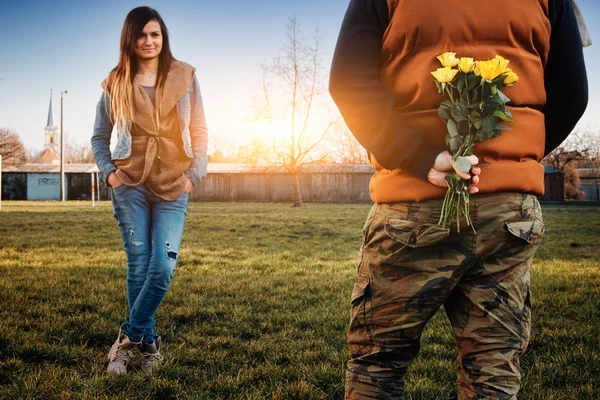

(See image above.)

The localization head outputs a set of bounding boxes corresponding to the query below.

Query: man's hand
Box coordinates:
[184,177,194,193]
[427,151,481,194]
[107,171,123,188]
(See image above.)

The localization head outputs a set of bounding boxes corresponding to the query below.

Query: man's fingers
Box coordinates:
[471,166,481,176]
[469,186,480,194]
[455,169,471,180]
[465,155,479,166]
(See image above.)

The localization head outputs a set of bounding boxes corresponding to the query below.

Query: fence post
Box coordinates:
[91,172,95,208]
[0,154,2,211]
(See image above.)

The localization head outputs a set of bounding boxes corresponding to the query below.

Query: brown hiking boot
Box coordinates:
[107,328,138,375]
[140,336,164,376]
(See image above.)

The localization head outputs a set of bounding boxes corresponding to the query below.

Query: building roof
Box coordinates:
[31,147,60,164]
[2,163,376,175]
[3,163,99,173]
[578,168,598,179]
[208,163,376,174]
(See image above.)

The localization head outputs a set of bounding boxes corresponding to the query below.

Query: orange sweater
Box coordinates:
[330,0,568,203]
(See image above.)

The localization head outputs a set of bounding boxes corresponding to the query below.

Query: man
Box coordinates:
[329,0,588,398]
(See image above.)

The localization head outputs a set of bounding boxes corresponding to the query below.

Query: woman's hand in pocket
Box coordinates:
[107,171,124,188]
[184,177,194,193]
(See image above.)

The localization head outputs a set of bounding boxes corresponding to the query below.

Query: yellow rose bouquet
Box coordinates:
[431,52,519,232]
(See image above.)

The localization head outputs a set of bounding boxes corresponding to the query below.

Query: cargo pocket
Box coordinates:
[348,275,373,358]
[384,218,450,247]
[382,218,450,264]
[505,219,545,245]
[519,284,532,353]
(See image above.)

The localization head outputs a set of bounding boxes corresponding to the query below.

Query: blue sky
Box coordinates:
[0,0,599,152]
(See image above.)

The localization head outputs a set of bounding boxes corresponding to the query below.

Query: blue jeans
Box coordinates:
[111,184,188,343]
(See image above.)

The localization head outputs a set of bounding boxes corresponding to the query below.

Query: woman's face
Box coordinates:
[134,20,162,61]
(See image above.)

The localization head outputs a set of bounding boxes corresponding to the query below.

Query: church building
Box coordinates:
[31,92,60,164]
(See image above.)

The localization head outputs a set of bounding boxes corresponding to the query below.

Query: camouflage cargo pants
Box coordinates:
[346,193,545,400]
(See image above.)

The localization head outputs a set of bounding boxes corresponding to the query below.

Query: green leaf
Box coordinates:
[455,156,472,173]
[467,74,480,90]
[505,108,513,118]
[457,121,468,137]
[457,76,466,93]
[468,111,482,125]
[449,136,463,154]
[438,105,450,120]
[447,119,459,137]
[474,120,482,129]
[497,90,511,104]
[496,123,512,131]
[459,99,469,117]
[490,94,505,106]
[493,110,514,123]
[478,129,495,140]
[491,85,497,95]
[451,107,467,122]
[492,74,507,87]
[484,101,502,116]
[482,115,497,132]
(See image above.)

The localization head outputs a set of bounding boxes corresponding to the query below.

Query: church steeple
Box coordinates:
[31,90,61,164]
[44,90,58,149]
[45,90,55,129]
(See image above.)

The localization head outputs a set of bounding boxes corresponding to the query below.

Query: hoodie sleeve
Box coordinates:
[329,0,442,180]
[543,0,589,156]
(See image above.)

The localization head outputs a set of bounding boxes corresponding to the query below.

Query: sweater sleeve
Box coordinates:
[543,0,589,156]
[329,0,442,179]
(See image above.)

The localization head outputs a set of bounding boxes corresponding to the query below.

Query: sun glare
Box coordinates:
[247,119,290,143]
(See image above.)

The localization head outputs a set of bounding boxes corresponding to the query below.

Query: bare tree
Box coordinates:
[329,122,370,164]
[243,137,273,165]
[0,128,27,165]
[208,133,238,163]
[65,133,95,164]
[257,16,336,207]
[542,129,593,200]
[571,128,600,200]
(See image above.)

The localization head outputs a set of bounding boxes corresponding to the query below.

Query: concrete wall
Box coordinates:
[580,180,599,201]
[27,173,65,200]
[1,173,27,200]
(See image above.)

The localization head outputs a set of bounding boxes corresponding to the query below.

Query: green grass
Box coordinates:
[0,201,599,399]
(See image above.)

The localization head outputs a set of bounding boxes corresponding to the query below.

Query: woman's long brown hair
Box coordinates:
[104,6,174,129]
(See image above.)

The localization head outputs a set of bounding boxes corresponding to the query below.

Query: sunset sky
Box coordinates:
[0,0,599,154]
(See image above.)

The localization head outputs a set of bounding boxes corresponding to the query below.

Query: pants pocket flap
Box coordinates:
[384,218,450,247]
[351,275,370,303]
[505,219,545,244]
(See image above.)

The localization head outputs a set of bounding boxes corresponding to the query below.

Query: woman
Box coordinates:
[91,6,208,375]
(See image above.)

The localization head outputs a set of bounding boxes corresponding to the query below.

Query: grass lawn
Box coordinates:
[0,201,599,399]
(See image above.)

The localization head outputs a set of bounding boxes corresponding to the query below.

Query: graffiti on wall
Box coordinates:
[38,178,59,186]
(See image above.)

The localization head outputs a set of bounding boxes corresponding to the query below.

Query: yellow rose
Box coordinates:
[437,52,460,67]
[477,60,505,81]
[503,68,519,86]
[473,62,481,76]
[431,67,459,83]
[458,57,475,73]
[493,55,510,73]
